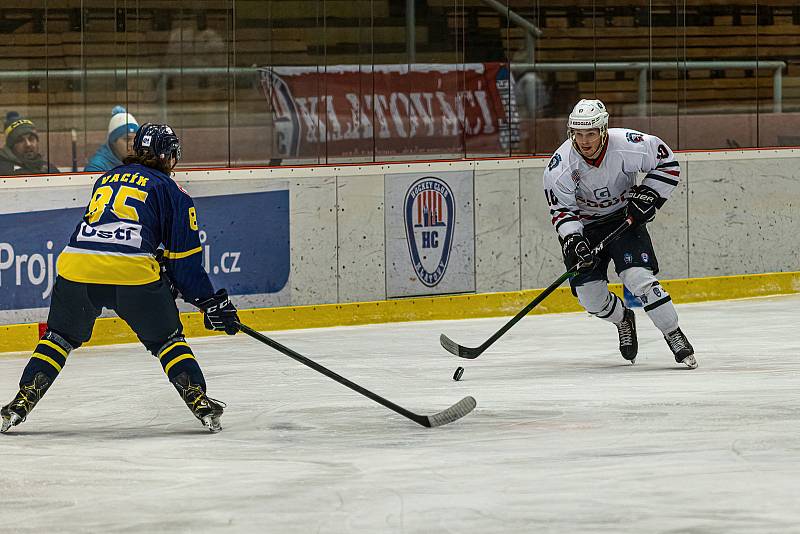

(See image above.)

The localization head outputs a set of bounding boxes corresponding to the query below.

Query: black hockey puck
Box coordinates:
[453,366,464,381]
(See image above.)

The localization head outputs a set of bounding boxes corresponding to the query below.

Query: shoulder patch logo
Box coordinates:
[626,132,644,143]
[548,153,562,171]
[404,177,455,287]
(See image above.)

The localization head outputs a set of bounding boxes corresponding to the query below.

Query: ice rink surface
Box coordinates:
[1,294,799,533]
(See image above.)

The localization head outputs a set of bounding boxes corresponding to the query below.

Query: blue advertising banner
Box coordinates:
[0,190,290,311]
[0,207,74,311]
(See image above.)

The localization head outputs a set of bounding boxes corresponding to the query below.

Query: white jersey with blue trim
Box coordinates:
[542,127,681,238]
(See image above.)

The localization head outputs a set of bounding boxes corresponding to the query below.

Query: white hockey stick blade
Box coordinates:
[424,396,477,428]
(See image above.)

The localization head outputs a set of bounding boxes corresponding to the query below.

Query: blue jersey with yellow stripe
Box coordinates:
[57,163,214,302]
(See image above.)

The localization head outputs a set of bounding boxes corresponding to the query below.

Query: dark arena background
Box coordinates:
[1,2,799,532]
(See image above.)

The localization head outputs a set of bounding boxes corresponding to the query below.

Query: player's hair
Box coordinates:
[123,153,173,174]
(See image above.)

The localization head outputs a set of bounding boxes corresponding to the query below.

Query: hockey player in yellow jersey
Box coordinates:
[1,123,240,433]
[543,99,697,369]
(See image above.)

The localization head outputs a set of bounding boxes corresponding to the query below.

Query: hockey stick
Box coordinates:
[440,216,634,359]
[235,322,477,428]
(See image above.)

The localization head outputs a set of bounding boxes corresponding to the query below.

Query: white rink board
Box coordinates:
[385,170,476,297]
[1,295,799,533]
[475,168,521,293]
[1,150,799,324]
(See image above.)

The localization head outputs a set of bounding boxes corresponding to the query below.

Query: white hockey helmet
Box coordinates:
[568,99,609,138]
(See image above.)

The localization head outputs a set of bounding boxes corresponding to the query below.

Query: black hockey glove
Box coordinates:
[562,233,595,273]
[626,184,661,227]
[195,289,239,335]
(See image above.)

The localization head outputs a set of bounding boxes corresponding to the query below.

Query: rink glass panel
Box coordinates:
[0,1,799,175]
[757,1,800,148]
[151,2,234,168]
[1,1,49,169]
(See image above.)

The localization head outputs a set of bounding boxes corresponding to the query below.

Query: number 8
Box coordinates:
[188,207,198,231]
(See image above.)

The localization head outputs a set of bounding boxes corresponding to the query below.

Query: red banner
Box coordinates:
[259,63,519,159]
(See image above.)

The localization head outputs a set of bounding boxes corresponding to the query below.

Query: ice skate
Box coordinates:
[1,410,22,433]
[1,372,52,433]
[171,372,226,433]
[664,327,697,369]
[615,308,638,363]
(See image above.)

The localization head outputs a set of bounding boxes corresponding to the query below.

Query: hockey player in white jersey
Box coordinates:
[543,99,697,368]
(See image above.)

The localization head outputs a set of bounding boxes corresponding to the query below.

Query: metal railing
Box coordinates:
[480,0,543,64]
[0,67,255,122]
[0,61,787,119]
[511,60,787,115]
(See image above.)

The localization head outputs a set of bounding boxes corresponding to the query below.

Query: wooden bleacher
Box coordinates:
[1,1,799,165]
[496,3,799,114]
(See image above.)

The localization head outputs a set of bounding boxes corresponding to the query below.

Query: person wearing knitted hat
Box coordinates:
[84,106,140,172]
[0,111,60,176]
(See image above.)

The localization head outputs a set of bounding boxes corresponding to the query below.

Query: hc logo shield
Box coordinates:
[404,177,455,287]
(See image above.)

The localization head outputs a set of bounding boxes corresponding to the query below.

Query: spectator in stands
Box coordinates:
[84,106,140,172]
[0,112,59,175]
[165,11,225,91]
[510,46,552,119]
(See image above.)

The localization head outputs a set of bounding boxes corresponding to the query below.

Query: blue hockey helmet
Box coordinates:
[132,123,182,162]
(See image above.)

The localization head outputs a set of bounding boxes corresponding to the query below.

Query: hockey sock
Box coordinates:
[575,280,625,324]
[620,267,679,334]
[155,336,207,391]
[20,330,74,384]
[640,282,678,334]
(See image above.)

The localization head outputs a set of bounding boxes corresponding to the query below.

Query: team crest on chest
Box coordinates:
[404,177,455,287]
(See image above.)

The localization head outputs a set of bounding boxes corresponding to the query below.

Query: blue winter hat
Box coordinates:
[107,106,139,144]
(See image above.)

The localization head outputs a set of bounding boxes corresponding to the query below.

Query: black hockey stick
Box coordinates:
[440,217,634,359]
[235,322,476,428]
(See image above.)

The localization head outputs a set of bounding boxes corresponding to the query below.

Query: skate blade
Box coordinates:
[201,415,222,433]
[1,413,22,433]
[680,354,698,369]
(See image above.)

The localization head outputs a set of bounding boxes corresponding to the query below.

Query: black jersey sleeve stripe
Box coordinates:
[554,216,580,231]
[549,207,572,215]
[645,172,679,186]
[655,161,680,169]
